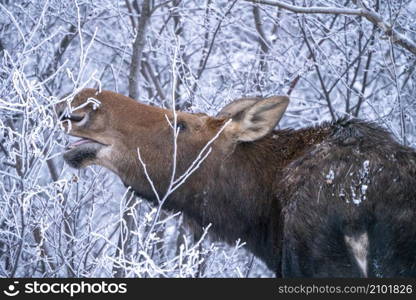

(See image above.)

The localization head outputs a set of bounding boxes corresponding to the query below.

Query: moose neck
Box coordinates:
[122,124,331,272]
[194,125,331,271]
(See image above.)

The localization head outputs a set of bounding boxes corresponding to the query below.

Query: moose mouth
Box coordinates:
[63,136,109,169]
[66,137,108,150]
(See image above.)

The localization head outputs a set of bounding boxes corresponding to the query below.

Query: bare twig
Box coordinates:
[128,0,151,100]
[243,0,416,56]
[298,17,336,120]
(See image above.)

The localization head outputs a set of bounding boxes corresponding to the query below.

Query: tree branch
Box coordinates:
[128,0,151,100]
[298,17,336,120]
[243,0,416,56]
[252,4,270,94]
[187,0,238,107]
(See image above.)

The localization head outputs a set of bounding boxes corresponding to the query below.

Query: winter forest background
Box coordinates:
[0,0,415,277]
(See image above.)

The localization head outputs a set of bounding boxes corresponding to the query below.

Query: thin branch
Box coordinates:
[187,0,238,106]
[354,25,377,117]
[124,0,137,29]
[128,0,151,100]
[185,0,213,107]
[287,14,340,95]
[298,17,336,120]
[243,0,416,56]
[252,3,270,94]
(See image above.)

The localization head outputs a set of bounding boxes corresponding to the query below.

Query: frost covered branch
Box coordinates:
[244,0,416,56]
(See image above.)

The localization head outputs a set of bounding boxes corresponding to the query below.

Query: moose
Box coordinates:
[58,88,416,277]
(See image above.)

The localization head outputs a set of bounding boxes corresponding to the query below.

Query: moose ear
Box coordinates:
[225,96,289,142]
[217,97,261,118]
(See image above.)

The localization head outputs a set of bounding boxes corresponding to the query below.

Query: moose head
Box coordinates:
[57,88,288,201]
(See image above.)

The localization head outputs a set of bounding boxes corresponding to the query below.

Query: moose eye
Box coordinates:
[60,112,83,122]
[60,111,89,127]
[177,121,187,131]
[68,114,84,122]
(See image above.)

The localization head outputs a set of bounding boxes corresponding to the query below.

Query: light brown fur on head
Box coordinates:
[58,89,288,196]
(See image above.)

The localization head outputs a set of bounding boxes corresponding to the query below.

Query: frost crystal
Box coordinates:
[326,169,335,183]
[349,160,371,205]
